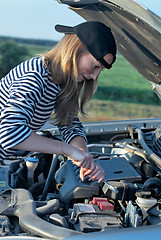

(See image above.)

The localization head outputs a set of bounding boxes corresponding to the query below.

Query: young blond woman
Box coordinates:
[0,21,116,182]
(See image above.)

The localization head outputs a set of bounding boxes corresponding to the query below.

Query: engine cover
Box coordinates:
[55,160,100,203]
[55,157,141,203]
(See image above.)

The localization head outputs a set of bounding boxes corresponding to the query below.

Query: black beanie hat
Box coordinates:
[55,21,117,69]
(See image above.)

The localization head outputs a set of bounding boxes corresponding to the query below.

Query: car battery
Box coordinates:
[70,202,120,233]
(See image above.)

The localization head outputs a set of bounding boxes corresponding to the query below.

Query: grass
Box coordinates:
[93,55,159,105]
[79,55,161,122]
[79,99,161,122]
[18,43,51,59]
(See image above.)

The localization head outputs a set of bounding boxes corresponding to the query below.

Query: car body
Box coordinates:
[1,0,161,239]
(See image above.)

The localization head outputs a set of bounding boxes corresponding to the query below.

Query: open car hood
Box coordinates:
[58,0,161,95]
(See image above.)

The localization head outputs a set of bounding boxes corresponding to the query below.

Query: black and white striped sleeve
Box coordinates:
[0,71,44,150]
[58,116,87,143]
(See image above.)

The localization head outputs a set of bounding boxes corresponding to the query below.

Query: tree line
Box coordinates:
[0,37,57,79]
[0,36,57,47]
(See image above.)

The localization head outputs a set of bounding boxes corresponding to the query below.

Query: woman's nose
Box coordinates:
[91,70,101,80]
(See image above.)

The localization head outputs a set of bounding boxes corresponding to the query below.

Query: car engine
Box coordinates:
[0,122,161,239]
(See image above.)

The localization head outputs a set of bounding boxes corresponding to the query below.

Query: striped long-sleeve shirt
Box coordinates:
[0,57,86,160]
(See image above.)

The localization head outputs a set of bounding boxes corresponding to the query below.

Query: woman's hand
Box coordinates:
[80,162,105,182]
[65,146,105,182]
[61,136,105,182]
[69,149,94,168]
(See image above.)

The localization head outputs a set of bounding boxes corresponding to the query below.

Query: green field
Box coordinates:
[21,43,51,60]
[79,55,161,122]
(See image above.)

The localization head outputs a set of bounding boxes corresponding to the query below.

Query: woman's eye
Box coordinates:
[94,65,99,69]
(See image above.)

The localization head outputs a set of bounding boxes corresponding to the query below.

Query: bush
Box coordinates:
[0,40,29,78]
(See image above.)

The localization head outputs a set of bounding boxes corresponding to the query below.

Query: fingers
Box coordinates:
[89,163,105,182]
[80,167,86,182]
[79,157,92,169]
[68,146,105,182]
[80,162,105,183]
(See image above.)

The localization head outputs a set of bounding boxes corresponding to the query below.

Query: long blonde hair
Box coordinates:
[43,34,98,125]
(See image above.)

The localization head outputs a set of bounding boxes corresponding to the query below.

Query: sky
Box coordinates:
[0,0,161,41]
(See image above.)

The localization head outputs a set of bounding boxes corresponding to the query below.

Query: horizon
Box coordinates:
[0,35,58,43]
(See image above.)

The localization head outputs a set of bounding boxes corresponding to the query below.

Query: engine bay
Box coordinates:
[1,121,161,239]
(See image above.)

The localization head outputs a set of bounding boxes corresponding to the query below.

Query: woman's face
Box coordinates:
[77,52,114,82]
